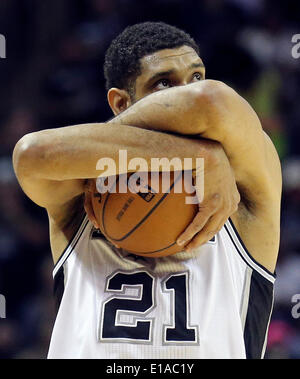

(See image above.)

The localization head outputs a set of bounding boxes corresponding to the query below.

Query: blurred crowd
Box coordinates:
[0,0,299,359]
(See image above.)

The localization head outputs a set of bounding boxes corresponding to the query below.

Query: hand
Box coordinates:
[84,141,240,253]
[176,142,240,251]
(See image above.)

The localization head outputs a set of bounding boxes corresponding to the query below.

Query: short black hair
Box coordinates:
[104,22,200,97]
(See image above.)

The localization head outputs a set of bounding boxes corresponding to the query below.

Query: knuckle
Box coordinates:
[233,203,239,213]
[193,221,203,230]
[212,193,221,202]
[230,199,238,213]
[219,204,230,216]
[193,213,205,226]
[235,192,241,204]
[209,194,221,209]
[228,203,235,214]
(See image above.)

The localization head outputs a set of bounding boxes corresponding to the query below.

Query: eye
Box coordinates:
[192,72,203,81]
[154,79,171,90]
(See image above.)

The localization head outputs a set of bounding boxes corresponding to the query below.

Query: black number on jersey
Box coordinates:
[100,271,198,344]
[101,271,154,342]
[163,273,197,343]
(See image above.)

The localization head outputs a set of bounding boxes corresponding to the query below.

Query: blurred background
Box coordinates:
[0,0,299,359]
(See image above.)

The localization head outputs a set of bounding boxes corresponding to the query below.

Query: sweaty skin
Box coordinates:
[13,45,281,274]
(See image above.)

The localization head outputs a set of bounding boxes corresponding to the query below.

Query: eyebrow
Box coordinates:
[190,62,205,69]
[146,62,205,85]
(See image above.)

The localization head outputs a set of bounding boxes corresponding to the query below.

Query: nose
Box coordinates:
[178,78,189,87]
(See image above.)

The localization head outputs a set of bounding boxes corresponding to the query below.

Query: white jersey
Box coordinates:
[48,216,275,359]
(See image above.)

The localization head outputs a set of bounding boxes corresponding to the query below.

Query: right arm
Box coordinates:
[13,121,239,262]
[13,123,215,208]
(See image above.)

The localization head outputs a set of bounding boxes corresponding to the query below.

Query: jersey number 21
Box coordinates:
[99,271,198,344]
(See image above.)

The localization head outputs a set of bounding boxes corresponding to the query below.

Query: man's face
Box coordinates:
[133,45,205,101]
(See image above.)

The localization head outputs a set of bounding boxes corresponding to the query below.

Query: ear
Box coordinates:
[107,88,131,116]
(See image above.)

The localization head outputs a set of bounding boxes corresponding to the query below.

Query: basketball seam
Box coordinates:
[102,173,182,243]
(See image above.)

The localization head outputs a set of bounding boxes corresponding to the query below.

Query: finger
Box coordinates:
[184,213,229,251]
[233,191,240,213]
[84,191,99,229]
[177,207,212,247]
[177,191,221,246]
[84,178,96,194]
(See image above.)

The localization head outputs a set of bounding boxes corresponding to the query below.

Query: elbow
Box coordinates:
[193,80,228,106]
[188,80,228,134]
[12,132,43,178]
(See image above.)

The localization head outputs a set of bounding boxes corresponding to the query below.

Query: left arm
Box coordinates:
[113,80,281,210]
[112,80,282,272]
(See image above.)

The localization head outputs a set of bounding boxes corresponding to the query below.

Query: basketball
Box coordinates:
[91,171,198,257]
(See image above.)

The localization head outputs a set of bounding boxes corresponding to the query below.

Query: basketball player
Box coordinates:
[13,22,281,359]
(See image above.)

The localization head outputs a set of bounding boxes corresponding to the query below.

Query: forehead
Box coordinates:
[139,45,203,78]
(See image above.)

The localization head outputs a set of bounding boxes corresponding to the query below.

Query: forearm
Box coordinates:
[13,122,215,181]
[109,81,202,136]
[111,80,271,197]
[110,79,263,146]
[108,80,238,158]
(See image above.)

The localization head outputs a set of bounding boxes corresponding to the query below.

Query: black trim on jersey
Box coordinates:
[244,270,274,359]
[53,215,88,273]
[225,219,276,279]
[52,217,89,314]
[53,265,65,314]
